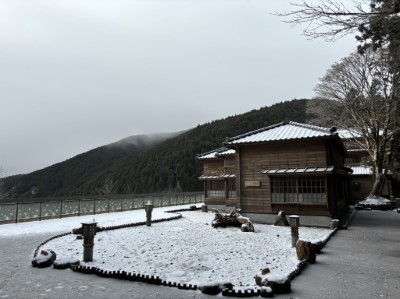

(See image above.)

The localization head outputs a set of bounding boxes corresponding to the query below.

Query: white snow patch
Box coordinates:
[0,204,194,237]
[263,272,288,283]
[359,195,390,206]
[35,208,331,287]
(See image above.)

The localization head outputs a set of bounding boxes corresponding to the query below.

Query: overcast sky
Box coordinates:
[0,0,356,177]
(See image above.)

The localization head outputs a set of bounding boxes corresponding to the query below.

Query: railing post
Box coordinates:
[94,199,96,215]
[60,200,63,219]
[78,199,81,216]
[39,202,42,221]
[16,202,19,224]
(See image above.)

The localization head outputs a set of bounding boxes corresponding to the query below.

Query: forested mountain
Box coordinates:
[0,132,180,198]
[0,99,343,199]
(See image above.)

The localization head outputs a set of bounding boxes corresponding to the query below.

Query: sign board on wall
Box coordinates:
[245,180,260,187]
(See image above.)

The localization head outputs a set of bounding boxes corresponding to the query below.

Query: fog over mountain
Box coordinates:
[0,0,355,177]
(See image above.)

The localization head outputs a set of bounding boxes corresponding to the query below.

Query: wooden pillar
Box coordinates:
[225,180,228,201]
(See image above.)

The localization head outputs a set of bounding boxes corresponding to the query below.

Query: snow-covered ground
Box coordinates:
[357,195,392,210]
[359,195,390,206]
[0,204,332,288]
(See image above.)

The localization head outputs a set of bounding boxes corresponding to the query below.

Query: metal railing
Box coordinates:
[0,192,204,224]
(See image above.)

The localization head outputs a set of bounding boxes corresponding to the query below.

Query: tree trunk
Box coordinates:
[369,173,386,197]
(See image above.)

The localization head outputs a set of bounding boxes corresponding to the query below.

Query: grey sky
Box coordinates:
[0,0,356,176]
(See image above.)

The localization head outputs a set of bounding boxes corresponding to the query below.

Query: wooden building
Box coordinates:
[197,147,238,208]
[197,121,351,227]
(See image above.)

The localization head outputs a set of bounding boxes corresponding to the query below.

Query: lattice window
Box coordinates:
[271,176,327,203]
[206,180,225,197]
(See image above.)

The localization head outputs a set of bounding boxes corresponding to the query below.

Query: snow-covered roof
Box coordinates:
[350,166,373,176]
[350,166,392,176]
[337,129,359,139]
[217,148,236,157]
[199,174,236,180]
[262,166,334,175]
[347,148,367,153]
[338,128,386,140]
[196,147,235,160]
[225,121,337,145]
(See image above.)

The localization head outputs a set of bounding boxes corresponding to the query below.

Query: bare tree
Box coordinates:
[275,0,400,49]
[306,98,344,127]
[315,48,400,196]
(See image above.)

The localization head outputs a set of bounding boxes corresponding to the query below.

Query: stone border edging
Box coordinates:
[32,208,339,297]
[288,228,338,282]
[33,232,72,258]
[70,265,198,290]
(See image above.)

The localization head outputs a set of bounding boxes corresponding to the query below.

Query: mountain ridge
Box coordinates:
[0,98,343,199]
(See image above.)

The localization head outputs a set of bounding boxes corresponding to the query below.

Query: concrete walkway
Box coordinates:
[0,210,399,298]
[285,210,400,299]
[0,233,212,299]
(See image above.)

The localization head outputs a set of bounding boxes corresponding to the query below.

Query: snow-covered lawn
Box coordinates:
[7,204,333,288]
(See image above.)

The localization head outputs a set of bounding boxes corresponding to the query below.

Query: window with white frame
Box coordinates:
[271,176,327,203]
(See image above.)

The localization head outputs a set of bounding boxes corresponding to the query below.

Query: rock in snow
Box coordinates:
[255,271,291,294]
[32,249,57,268]
[296,240,316,263]
[53,257,80,269]
[198,282,233,295]
[212,209,254,232]
[273,211,290,226]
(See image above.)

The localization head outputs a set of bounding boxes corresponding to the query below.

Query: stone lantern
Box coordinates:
[81,221,97,262]
[145,200,154,226]
[289,215,300,247]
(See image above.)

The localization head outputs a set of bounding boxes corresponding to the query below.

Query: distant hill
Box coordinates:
[0,132,181,198]
[0,98,343,199]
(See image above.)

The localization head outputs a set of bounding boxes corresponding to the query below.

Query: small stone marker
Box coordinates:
[274,211,289,226]
[145,200,154,226]
[330,219,340,230]
[289,215,300,247]
[81,221,97,262]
